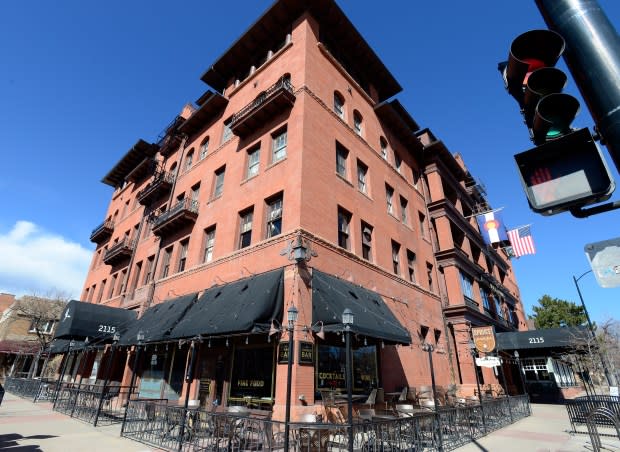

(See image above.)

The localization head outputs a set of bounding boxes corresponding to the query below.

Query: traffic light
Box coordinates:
[500,29,615,215]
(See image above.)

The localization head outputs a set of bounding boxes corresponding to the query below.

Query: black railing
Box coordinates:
[121,395,531,452]
[230,77,295,128]
[90,220,114,243]
[136,170,175,204]
[52,382,136,426]
[103,237,136,263]
[152,198,199,229]
[566,395,620,434]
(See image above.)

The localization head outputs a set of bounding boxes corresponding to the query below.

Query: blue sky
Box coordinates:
[1,1,618,324]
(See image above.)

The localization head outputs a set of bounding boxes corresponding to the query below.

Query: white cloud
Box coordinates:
[0,221,92,299]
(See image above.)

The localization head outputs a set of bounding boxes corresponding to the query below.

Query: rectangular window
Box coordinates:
[203,227,216,263]
[108,274,117,299]
[239,209,254,249]
[177,239,189,273]
[213,166,225,198]
[130,262,142,292]
[222,119,232,143]
[357,160,368,194]
[247,145,260,178]
[272,128,287,162]
[266,195,283,238]
[460,271,474,300]
[406,250,416,283]
[391,240,401,275]
[116,269,126,296]
[427,263,434,292]
[361,221,372,261]
[418,212,427,237]
[480,288,491,311]
[200,138,209,160]
[161,246,172,278]
[143,255,154,285]
[386,184,394,214]
[96,280,106,303]
[400,196,408,224]
[394,152,402,172]
[337,207,351,250]
[336,142,348,178]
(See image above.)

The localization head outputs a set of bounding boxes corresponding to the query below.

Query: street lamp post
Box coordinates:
[513,351,526,395]
[342,308,354,452]
[468,340,487,434]
[422,342,443,452]
[573,271,613,386]
[283,306,298,452]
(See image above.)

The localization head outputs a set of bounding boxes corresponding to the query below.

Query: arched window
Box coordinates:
[334,91,345,119]
[380,137,388,160]
[353,110,363,135]
[200,137,210,160]
[184,148,194,171]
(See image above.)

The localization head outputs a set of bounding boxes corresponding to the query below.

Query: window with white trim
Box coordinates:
[203,227,216,263]
[239,209,253,249]
[272,128,287,162]
[266,195,283,238]
[247,145,260,178]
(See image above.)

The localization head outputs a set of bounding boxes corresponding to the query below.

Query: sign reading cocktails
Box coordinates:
[472,326,496,353]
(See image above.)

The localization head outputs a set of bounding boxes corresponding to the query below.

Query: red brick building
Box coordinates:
[76,0,526,419]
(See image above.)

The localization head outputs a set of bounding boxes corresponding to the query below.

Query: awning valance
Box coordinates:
[119,293,198,345]
[47,338,90,354]
[169,269,284,340]
[53,300,137,342]
[312,270,411,345]
[497,326,590,351]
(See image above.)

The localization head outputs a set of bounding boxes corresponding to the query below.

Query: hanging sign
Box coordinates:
[278,341,294,364]
[472,326,496,353]
[298,341,314,365]
[476,356,501,368]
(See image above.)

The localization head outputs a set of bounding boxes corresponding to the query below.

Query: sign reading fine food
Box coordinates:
[472,326,496,353]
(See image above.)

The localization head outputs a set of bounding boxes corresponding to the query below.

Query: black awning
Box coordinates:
[53,300,137,342]
[119,293,198,345]
[169,269,284,340]
[497,326,590,351]
[312,270,411,345]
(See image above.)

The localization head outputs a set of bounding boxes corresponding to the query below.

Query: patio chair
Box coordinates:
[357,408,376,421]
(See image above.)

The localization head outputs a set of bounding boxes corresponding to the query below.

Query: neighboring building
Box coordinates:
[0,294,64,380]
[70,0,527,418]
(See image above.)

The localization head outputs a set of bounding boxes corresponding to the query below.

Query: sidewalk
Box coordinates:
[0,393,155,451]
[454,403,620,452]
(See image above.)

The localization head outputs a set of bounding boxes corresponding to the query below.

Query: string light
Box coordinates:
[226,338,229,347]
[208,339,211,348]
[245,336,249,345]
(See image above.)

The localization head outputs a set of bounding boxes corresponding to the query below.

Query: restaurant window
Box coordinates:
[361,221,372,261]
[138,347,187,400]
[522,358,551,382]
[266,194,283,238]
[239,208,253,249]
[203,226,216,263]
[229,346,275,403]
[272,127,287,163]
[338,207,351,250]
[316,344,378,393]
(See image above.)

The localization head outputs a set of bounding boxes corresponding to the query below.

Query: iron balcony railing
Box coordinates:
[152,198,199,235]
[90,220,114,244]
[103,238,137,265]
[137,171,175,206]
[230,77,295,136]
[121,395,531,452]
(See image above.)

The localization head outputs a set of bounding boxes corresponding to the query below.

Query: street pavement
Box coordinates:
[454,402,620,452]
[0,392,618,451]
[0,392,154,451]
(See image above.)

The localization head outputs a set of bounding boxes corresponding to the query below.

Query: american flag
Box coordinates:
[507,225,536,257]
